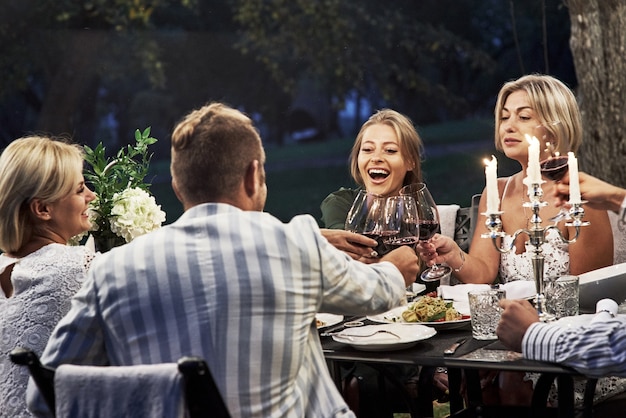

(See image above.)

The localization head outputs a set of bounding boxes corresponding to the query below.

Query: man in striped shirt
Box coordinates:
[497,299,626,378]
[28,102,420,417]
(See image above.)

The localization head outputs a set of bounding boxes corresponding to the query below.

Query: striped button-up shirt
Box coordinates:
[523,317,626,378]
[29,203,406,417]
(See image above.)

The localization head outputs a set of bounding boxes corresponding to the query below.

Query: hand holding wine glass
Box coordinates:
[400,183,452,283]
[536,121,571,222]
[345,190,389,257]
[380,195,420,249]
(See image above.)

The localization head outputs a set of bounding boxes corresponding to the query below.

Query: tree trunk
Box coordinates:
[566,0,626,186]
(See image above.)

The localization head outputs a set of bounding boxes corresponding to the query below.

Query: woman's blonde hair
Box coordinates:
[0,136,84,253]
[494,74,582,154]
[349,109,424,187]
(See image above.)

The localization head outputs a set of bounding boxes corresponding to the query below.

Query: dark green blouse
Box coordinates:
[319,187,362,229]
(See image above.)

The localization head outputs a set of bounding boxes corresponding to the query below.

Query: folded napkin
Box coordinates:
[437,204,461,239]
[438,281,536,301]
[500,280,536,300]
[55,363,186,418]
[591,298,619,324]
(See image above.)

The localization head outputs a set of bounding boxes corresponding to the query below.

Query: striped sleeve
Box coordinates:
[523,318,626,378]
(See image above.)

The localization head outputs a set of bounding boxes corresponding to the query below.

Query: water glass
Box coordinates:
[468,288,506,340]
[545,275,579,319]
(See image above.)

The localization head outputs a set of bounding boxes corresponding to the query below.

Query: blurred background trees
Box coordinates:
[0,0,623,220]
[0,0,574,147]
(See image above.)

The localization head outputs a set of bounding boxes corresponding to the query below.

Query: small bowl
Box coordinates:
[578,263,626,313]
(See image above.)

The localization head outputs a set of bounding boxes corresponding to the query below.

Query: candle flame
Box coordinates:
[525,134,540,145]
[484,155,497,166]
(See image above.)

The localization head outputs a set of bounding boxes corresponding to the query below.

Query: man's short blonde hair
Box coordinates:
[170,102,264,205]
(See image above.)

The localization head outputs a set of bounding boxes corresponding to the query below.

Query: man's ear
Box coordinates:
[243,160,260,197]
[29,199,51,221]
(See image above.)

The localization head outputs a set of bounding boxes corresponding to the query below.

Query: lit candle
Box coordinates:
[524,134,542,184]
[484,155,500,214]
[568,151,582,204]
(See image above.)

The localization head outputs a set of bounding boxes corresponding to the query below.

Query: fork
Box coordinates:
[336,330,402,341]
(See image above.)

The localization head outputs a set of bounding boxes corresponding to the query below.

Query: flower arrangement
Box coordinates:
[83,127,166,251]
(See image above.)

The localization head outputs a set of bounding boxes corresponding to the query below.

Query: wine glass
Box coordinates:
[400,183,452,282]
[380,195,420,249]
[345,190,388,257]
[536,121,570,222]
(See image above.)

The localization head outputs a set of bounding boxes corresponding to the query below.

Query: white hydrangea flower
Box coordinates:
[109,187,166,243]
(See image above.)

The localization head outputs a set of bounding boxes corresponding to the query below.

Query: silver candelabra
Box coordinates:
[481,182,588,322]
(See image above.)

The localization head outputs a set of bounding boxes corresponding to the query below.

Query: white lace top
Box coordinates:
[499,228,569,281]
[498,178,626,407]
[0,244,96,418]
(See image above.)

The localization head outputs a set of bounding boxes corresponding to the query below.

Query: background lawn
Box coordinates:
[149,117,520,225]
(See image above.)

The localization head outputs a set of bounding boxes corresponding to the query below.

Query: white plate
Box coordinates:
[367,305,471,330]
[316,313,344,329]
[578,263,626,313]
[332,323,436,351]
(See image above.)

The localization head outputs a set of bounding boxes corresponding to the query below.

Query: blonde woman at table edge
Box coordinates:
[418,74,620,408]
[0,136,98,418]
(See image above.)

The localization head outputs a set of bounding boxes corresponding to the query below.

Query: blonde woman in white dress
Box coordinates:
[418,74,618,409]
[0,136,97,418]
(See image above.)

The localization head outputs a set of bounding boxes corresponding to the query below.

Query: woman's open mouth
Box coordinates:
[368,168,389,182]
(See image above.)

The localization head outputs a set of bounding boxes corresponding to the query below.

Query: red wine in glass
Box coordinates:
[363,232,393,256]
[418,220,439,241]
[540,155,571,222]
[540,155,569,181]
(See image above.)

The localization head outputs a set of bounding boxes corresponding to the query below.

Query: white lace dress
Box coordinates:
[0,244,96,418]
[500,228,570,281]
[498,189,626,406]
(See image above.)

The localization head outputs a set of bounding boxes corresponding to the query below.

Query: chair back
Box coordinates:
[454,193,482,252]
[10,347,230,418]
[9,347,56,411]
[178,356,230,418]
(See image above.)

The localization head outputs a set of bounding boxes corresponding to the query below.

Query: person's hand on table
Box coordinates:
[320,229,379,261]
[496,299,539,352]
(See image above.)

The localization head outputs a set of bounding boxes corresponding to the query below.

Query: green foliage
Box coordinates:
[0,0,198,99]
[232,0,496,119]
[84,127,158,240]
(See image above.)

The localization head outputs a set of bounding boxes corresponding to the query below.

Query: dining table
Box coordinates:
[320,315,594,418]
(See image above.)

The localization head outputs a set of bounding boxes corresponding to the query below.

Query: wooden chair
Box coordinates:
[9,347,230,418]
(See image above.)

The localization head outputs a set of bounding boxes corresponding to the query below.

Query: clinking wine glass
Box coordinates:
[345,190,389,257]
[381,195,420,250]
[400,183,452,282]
[536,121,570,222]
[380,195,420,298]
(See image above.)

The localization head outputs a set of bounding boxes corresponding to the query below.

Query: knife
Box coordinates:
[444,337,467,355]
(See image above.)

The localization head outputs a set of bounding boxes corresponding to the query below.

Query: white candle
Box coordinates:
[568,151,582,204]
[525,134,542,184]
[484,155,500,214]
